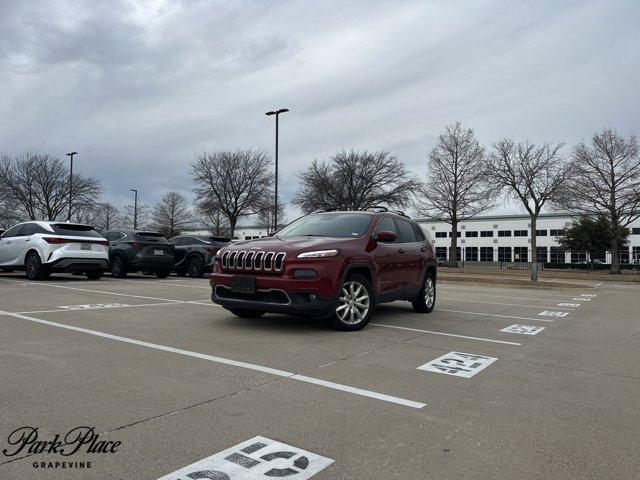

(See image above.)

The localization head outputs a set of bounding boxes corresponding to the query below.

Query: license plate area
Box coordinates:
[81,243,91,251]
[231,276,256,295]
[154,249,164,255]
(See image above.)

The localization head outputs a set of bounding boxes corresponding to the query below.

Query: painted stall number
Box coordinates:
[538,310,570,318]
[59,303,130,310]
[417,352,498,378]
[500,324,545,335]
[156,436,333,480]
[573,298,591,302]
[558,303,581,307]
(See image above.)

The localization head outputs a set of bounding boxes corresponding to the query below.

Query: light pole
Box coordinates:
[66,151,78,221]
[130,189,138,229]
[265,108,289,233]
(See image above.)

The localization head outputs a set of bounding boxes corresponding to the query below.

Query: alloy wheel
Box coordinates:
[424,277,435,309]
[336,281,370,325]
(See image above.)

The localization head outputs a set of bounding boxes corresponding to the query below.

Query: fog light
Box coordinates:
[310,294,317,301]
[293,269,318,279]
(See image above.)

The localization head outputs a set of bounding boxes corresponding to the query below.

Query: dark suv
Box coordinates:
[170,235,230,277]
[210,210,436,330]
[103,229,174,278]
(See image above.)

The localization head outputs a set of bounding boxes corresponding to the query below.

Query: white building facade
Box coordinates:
[416,213,640,264]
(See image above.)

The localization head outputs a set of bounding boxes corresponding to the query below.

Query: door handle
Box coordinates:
[398,248,405,254]
[420,247,427,252]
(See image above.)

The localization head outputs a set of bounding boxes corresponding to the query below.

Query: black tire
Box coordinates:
[228,308,266,318]
[328,273,374,331]
[155,269,170,278]
[25,251,49,280]
[110,256,128,278]
[187,255,204,278]
[86,270,104,280]
[412,270,436,313]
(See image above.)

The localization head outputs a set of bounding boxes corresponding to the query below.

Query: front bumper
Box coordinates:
[211,273,338,317]
[45,257,109,272]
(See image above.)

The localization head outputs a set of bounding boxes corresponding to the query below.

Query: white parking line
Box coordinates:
[438,284,585,299]
[14,301,182,315]
[104,277,211,290]
[370,323,522,345]
[438,290,581,303]
[439,297,574,310]
[0,309,426,410]
[0,278,208,304]
[436,308,555,322]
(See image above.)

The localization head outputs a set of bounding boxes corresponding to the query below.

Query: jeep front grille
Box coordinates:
[220,250,286,273]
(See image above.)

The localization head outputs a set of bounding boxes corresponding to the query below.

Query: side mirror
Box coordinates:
[376,230,397,243]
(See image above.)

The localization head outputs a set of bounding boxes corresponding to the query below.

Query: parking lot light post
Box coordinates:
[265,108,289,234]
[130,189,138,229]
[66,152,78,221]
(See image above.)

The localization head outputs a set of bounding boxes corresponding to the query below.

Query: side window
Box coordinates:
[412,223,426,242]
[374,217,398,243]
[169,237,181,245]
[2,224,25,238]
[396,219,418,243]
[20,223,36,236]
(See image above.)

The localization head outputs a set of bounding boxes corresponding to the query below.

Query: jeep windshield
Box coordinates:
[277,213,372,238]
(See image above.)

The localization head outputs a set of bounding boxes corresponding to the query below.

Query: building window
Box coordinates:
[498,247,512,262]
[449,231,461,238]
[617,249,630,264]
[550,247,565,263]
[536,247,548,263]
[536,229,548,236]
[435,232,447,238]
[435,247,447,260]
[480,247,493,261]
[633,247,640,262]
[465,247,478,261]
[550,229,565,237]
[571,252,587,263]
[465,231,478,237]
[514,230,528,237]
[514,247,528,262]
[480,231,494,237]
[632,228,640,235]
[498,230,512,237]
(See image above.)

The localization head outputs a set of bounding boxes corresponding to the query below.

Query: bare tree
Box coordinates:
[0,195,23,229]
[487,139,568,281]
[196,199,231,237]
[416,123,496,267]
[120,202,151,230]
[0,153,102,221]
[558,129,640,274]
[92,203,120,232]
[255,194,286,232]
[293,150,418,213]
[152,191,193,237]
[191,150,273,237]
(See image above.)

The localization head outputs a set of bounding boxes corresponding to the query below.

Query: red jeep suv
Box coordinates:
[210,210,437,330]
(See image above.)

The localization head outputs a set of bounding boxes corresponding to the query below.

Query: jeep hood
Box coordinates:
[222,236,357,254]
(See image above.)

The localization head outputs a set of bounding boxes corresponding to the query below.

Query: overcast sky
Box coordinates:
[1,0,639,222]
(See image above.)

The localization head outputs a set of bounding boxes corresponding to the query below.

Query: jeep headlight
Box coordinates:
[297,249,340,258]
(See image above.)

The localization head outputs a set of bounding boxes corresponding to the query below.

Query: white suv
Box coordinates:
[0,221,109,280]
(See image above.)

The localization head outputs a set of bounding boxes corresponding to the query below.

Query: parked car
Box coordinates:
[103,229,174,278]
[210,210,437,330]
[0,221,108,280]
[170,235,230,278]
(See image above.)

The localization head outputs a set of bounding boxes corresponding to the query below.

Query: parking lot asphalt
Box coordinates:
[1,273,639,479]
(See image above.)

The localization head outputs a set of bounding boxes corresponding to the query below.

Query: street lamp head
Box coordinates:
[66,151,78,156]
[276,108,289,114]
[265,111,276,116]
[130,188,137,193]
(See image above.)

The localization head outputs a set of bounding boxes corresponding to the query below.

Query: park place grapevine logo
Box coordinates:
[3,426,121,470]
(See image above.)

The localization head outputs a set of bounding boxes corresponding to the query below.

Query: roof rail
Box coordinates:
[311,207,337,213]
[369,205,388,212]
[392,210,410,218]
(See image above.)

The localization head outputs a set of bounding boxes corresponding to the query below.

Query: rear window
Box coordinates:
[52,224,102,238]
[135,232,168,243]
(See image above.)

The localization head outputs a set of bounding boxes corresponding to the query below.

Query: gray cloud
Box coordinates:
[1,0,638,220]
